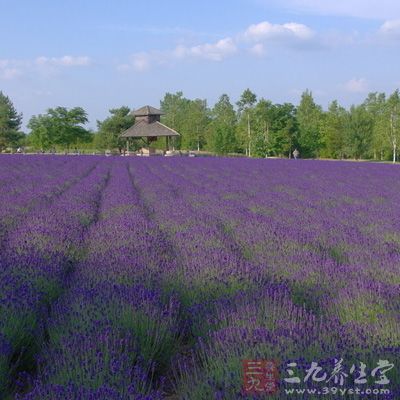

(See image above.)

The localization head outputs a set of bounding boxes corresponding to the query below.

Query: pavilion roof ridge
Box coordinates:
[120,119,179,138]
[131,105,164,117]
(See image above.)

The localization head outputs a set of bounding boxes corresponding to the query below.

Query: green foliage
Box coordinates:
[14,87,400,160]
[236,88,257,156]
[253,101,299,158]
[161,92,210,151]
[251,99,274,156]
[119,308,178,368]
[0,91,23,150]
[344,105,373,159]
[385,89,400,162]
[363,92,387,160]
[157,88,400,160]
[361,90,400,162]
[96,106,134,151]
[183,99,210,150]
[236,88,257,113]
[211,125,237,155]
[160,92,190,150]
[297,90,324,158]
[320,100,347,159]
[208,94,237,154]
[28,106,91,150]
[27,114,53,150]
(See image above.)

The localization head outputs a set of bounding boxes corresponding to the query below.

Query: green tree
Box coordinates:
[344,105,373,159]
[297,90,323,158]
[271,103,299,158]
[182,99,210,151]
[47,107,91,149]
[209,94,237,154]
[385,89,400,163]
[160,91,190,150]
[27,114,53,150]
[252,99,274,157]
[237,88,257,156]
[363,92,387,160]
[96,106,134,151]
[0,91,23,150]
[320,100,347,159]
[28,107,91,150]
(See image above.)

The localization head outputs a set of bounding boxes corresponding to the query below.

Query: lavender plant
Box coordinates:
[0,155,399,399]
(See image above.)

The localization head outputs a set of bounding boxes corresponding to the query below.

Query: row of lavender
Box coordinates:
[1,156,399,398]
[0,156,109,397]
[0,156,97,246]
[131,158,399,398]
[3,156,318,398]
[170,158,400,345]
[17,159,182,399]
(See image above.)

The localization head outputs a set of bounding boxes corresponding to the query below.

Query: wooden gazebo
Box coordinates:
[120,105,180,154]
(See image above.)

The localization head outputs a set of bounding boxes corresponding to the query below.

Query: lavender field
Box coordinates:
[0,155,399,399]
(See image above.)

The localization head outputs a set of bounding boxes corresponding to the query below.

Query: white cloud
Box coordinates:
[119,50,168,72]
[344,78,369,93]
[118,20,322,72]
[249,43,266,56]
[120,37,237,72]
[188,38,237,61]
[131,53,152,71]
[0,55,92,80]
[181,37,237,61]
[1,68,21,80]
[0,59,23,80]
[33,56,92,78]
[379,19,400,38]
[0,67,21,80]
[35,55,91,67]
[244,21,314,42]
[263,0,400,20]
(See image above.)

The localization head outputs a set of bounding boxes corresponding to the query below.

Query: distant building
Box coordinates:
[120,105,180,154]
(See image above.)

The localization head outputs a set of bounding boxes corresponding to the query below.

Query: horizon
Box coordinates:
[1,0,400,130]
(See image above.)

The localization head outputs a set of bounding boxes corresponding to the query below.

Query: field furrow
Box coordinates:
[0,156,99,247]
[0,156,399,399]
[0,159,111,398]
[130,158,400,398]
[19,159,180,399]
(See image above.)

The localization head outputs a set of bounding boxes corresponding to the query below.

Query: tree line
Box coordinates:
[1,88,399,161]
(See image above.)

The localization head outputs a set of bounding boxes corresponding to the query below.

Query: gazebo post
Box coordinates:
[166,136,169,151]
[126,139,129,154]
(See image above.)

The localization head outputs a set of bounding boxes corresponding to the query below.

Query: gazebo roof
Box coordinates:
[120,120,179,138]
[131,105,164,117]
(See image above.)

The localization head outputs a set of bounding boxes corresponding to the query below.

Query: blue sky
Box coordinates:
[1,0,400,130]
